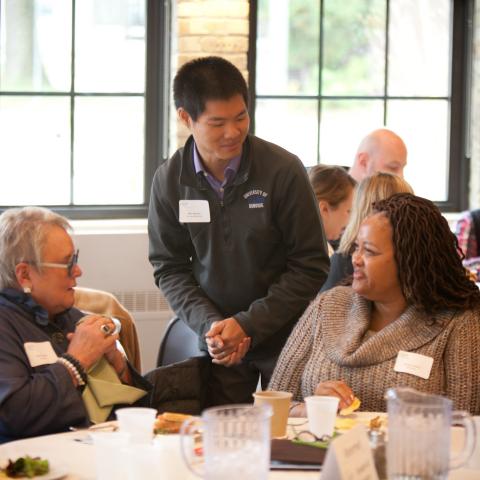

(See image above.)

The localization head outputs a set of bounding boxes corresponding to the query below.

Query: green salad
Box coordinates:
[1,456,49,478]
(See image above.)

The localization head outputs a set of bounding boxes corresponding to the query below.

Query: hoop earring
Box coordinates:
[23,286,31,294]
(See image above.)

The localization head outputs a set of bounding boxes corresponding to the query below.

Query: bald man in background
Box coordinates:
[349,128,407,182]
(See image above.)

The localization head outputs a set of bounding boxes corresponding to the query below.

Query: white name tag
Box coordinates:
[322,425,379,480]
[394,350,433,379]
[24,342,58,367]
[179,200,210,223]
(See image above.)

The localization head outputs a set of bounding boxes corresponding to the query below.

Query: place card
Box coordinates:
[321,425,379,480]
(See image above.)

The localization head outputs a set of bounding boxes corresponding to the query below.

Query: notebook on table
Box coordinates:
[270,438,326,471]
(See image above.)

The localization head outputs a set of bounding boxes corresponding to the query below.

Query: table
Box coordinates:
[0,414,478,479]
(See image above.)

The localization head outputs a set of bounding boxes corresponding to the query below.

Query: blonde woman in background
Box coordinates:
[308,165,356,256]
[321,172,413,291]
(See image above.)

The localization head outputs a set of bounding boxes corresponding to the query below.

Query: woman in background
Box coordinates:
[321,172,413,291]
[308,165,356,256]
[455,209,480,281]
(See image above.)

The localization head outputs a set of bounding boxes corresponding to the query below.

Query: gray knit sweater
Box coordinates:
[269,286,480,414]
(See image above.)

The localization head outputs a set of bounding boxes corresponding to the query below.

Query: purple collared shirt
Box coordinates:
[193,144,241,200]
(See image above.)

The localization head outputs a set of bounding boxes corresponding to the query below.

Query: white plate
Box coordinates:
[0,464,68,480]
[335,412,388,433]
[31,465,68,480]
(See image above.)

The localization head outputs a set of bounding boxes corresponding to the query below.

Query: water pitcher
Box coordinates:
[386,387,475,480]
[180,404,272,480]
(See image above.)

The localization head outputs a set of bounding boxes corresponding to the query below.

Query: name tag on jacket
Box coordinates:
[24,342,58,367]
[179,200,210,223]
[394,350,433,379]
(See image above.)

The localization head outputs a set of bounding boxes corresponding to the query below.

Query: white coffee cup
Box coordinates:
[116,407,157,444]
[91,431,130,480]
[305,395,339,438]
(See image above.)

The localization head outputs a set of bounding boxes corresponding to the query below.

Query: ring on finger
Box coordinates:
[100,324,113,335]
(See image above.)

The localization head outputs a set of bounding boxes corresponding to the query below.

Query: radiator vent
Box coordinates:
[112,290,171,313]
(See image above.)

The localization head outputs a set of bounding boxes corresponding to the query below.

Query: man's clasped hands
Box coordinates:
[205,317,251,366]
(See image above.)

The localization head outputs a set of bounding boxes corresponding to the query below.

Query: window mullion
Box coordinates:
[383,0,390,126]
[317,0,324,165]
[70,0,76,207]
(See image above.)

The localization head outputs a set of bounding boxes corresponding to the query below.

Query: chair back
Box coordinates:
[74,286,142,371]
[157,317,205,367]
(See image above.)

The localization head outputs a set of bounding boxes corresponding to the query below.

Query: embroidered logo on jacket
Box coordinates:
[244,189,268,209]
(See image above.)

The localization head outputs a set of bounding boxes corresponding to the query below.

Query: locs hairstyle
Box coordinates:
[373,193,480,315]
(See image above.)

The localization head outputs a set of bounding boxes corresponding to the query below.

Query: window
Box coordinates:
[0,0,169,218]
[251,0,472,211]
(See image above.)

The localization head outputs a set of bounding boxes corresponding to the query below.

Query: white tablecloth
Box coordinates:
[0,414,478,479]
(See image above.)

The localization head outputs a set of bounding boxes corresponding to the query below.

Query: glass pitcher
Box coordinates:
[386,387,476,480]
[180,404,272,480]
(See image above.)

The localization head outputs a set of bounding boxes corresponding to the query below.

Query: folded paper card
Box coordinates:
[321,425,379,480]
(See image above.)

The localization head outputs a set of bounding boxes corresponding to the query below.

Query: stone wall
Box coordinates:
[171,0,250,149]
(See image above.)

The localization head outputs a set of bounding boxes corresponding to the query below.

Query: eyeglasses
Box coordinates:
[38,249,79,277]
[293,430,332,444]
[290,422,333,448]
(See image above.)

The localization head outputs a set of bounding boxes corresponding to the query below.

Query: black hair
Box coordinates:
[173,56,249,121]
[373,193,480,315]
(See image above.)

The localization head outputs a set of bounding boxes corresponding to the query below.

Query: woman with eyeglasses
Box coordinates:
[0,207,151,442]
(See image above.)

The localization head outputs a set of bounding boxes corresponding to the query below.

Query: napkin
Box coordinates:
[82,357,147,424]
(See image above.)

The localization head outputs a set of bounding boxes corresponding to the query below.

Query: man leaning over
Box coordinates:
[148,56,329,406]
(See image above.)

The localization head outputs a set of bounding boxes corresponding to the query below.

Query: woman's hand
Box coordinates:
[104,347,132,384]
[66,315,119,370]
[314,380,355,411]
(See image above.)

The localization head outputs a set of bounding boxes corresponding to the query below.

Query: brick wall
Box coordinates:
[171,0,250,149]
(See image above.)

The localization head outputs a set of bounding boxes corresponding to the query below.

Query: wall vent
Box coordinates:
[112,290,171,313]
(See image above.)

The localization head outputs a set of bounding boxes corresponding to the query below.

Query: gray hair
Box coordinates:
[0,207,72,289]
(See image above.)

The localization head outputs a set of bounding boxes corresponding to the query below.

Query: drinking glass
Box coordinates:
[467,416,480,469]
[386,387,475,480]
[153,435,196,479]
[180,404,272,480]
[91,431,130,480]
[116,407,157,444]
[305,395,339,438]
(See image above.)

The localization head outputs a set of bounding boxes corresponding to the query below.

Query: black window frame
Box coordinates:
[248,0,473,212]
[0,0,170,219]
